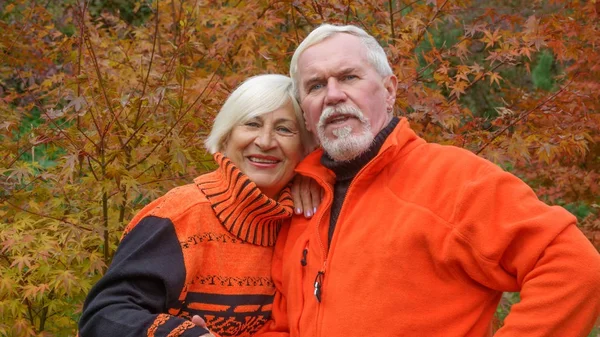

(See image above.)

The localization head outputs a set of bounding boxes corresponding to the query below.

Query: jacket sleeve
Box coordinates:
[450,164,600,336]
[252,223,291,337]
[498,225,600,336]
[78,216,210,337]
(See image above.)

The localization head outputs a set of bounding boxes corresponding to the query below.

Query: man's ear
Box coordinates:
[303,112,314,133]
[383,75,398,108]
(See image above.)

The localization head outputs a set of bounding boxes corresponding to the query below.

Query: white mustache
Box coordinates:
[318,105,366,129]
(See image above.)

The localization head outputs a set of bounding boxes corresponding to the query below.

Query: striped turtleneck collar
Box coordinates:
[194,152,294,247]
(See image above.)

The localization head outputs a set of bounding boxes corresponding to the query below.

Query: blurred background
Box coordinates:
[0,0,598,335]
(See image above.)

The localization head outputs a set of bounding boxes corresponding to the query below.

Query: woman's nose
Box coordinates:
[254,128,276,150]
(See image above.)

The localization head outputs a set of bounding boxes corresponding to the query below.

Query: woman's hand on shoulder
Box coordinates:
[291,174,322,218]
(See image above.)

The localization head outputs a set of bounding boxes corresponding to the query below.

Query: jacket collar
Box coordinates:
[295,117,424,182]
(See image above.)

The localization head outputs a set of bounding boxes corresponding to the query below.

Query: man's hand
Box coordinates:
[291,175,322,218]
[192,315,214,337]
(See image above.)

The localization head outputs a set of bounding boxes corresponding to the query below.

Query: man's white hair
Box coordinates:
[204,74,315,155]
[289,24,393,98]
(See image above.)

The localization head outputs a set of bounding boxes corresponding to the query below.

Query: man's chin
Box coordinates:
[322,144,365,161]
[320,136,374,162]
[321,130,360,142]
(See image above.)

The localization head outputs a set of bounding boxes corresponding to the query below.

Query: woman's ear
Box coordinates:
[221,135,229,155]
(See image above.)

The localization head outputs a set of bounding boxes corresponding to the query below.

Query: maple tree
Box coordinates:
[0,0,598,335]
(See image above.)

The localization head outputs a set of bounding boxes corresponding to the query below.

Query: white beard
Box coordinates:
[317,105,373,162]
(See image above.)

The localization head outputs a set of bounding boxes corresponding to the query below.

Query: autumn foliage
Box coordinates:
[1,0,598,335]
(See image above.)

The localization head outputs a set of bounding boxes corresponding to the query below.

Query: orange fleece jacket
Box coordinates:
[260,118,600,337]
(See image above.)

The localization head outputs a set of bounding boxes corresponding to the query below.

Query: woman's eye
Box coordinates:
[276,126,294,134]
[244,121,261,128]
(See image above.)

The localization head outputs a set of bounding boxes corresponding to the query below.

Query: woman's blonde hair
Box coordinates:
[204,74,316,155]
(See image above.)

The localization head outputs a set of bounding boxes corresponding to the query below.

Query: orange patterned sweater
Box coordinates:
[79,153,293,337]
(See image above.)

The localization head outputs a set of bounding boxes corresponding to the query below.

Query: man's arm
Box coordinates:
[496,224,600,336]
[451,164,600,336]
[78,216,211,337]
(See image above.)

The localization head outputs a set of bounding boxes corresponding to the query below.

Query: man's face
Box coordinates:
[296,33,397,161]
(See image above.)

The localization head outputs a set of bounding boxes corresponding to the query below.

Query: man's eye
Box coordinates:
[343,75,357,81]
[308,83,323,92]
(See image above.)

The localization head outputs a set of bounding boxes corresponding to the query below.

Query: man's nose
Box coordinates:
[324,79,346,106]
[254,128,276,150]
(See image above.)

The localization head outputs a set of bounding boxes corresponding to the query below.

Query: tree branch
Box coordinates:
[3,200,92,232]
[389,0,395,40]
[476,75,577,155]
[411,0,449,54]
[393,0,422,16]
[126,63,223,171]
[134,0,160,130]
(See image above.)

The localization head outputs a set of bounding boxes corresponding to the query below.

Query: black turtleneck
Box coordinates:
[321,117,399,245]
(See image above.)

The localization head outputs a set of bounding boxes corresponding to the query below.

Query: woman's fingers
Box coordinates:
[291,175,323,218]
[292,175,313,217]
[308,178,321,215]
[291,175,305,215]
[191,315,207,328]
[192,315,215,337]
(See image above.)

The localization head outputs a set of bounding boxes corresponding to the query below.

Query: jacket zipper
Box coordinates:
[313,145,392,337]
[296,171,332,336]
[313,201,329,301]
[312,198,328,337]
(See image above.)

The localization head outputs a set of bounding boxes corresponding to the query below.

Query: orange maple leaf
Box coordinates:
[488,72,503,86]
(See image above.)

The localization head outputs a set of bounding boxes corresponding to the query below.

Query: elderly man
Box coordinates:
[260,24,600,337]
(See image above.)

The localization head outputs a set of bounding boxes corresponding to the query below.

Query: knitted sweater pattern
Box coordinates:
[79,153,293,337]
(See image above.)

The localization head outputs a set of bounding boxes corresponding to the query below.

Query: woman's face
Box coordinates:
[224,101,304,199]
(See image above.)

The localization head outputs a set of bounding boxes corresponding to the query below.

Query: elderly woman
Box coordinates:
[78,74,316,337]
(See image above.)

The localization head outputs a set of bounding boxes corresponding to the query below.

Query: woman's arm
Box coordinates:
[78,216,211,337]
